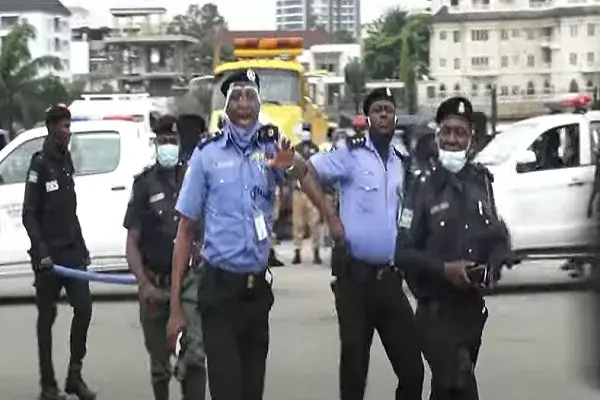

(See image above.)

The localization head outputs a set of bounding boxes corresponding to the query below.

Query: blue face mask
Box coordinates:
[156,144,179,168]
[438,149,467,173]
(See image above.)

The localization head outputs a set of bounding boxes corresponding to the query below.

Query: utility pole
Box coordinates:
[212,25,222,70]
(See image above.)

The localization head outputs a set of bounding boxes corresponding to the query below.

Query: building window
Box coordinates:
[453,31,460,42]
[0,16,18,29]
[54,17,61,33]
[512,29,519,38]
[500,85,509,96]
[454,83,461,93]
[588,23,595,36]
[427,86,436,99]
[569,53,577,66]
[570,25,578,37]
[501,56,508,67]
[500,29,508,40]
[440,58,447,67]
[471,83,478,96]
[439,30,447,40]
[453,58,461,69]
[439,84,447,98]
[471,57,489,68]
[450,0,459,6]
[588,52,594,65]
[527,55,535,67]
[526,29,535,40]
[587,80,594,89]
[54,38,60,52]
[543,80,551,94]
[526,81,535,95]
[471,30,489,41]
[569,79,579,93]
[511,86,520,95]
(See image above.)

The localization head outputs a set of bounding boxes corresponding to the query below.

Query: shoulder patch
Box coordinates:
[346,134,366,150]
[258,124,280,143]
[197,130,224,151]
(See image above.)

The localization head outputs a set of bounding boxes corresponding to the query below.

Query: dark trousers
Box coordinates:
[34,272,92,388]
[416,299,488,400]
[198,266,274,400]
[331,266,424,400]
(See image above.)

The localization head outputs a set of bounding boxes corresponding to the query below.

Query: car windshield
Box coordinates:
[211,68,301,110]
[475,122,540,165]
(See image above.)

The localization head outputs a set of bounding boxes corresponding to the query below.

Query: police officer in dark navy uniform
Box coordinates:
[168,69,294,400]
[291,88,424,400]
[124,115,206,400]
[22,104,96,400]
[395,96,511,400]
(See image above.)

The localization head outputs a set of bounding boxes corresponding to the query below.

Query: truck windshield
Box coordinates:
[475,122,540,165]
[211,69,301,110]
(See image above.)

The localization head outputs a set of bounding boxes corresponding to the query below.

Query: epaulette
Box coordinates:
[197,130,224,151]
[30,151,43,163]
[257,124,280,143]
[471,162,494,182]
[346,133,366,150]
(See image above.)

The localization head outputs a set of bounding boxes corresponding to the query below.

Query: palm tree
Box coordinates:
[0,22,63,138]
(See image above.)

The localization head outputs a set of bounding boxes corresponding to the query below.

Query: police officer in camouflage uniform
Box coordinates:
[123,115,206,400]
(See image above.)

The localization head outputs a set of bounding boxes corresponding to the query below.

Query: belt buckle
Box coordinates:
[247,274,255,289]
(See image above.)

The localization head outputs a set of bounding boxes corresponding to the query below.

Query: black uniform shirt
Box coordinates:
[22,137,88,266]
[123,163,184,274]
[395,162,509,301]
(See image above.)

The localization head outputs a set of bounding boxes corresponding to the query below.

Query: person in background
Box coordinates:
[22,104,96,400]
[292,122,322,265]
[177,114,207,162]
[123,115,206,400]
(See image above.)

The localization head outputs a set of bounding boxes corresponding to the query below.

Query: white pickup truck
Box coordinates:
[475,112,600,262]
[0,120,153,280]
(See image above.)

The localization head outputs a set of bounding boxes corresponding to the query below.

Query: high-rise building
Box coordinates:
[275,0,361,38]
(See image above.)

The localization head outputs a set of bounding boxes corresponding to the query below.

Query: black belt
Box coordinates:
[347,257,398,281]
[205,264,272,289]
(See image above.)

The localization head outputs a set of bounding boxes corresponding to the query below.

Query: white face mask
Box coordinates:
[156,144,180,168]
[438,149,467,173]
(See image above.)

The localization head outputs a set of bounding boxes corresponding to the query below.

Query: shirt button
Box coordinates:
[465,224,469,229]
[468,248,473,253]
[440,221,445,226]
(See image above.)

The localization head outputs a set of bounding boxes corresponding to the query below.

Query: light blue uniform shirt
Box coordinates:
[310,135,404,264]
[176,130,284,273]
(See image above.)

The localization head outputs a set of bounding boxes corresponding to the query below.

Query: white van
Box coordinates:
[0,120,152,279]
[475,112,600,260]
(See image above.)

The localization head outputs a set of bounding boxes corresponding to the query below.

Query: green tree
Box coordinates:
[344,58,366,113]
[362,9,430,80]
[0,23,63,138]
[330,30,355,44]
[167,3,233,73]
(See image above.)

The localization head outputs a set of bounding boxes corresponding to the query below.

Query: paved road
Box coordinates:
[1,254,598,400]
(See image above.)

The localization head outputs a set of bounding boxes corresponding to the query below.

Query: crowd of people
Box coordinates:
[22,68,512,400]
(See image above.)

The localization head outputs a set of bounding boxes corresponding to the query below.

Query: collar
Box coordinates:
[365,133,396,160]
[219,125,262,149]
[43,137,67,161]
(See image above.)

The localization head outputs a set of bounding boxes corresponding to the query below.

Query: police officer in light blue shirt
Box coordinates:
[166,69,294,400]
[290,88,424,400]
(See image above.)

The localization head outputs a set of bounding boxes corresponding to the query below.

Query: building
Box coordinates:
[70,26,114,91]
[275,0,361,38]
[102,7,199,96]
[69,5,90,29]
[425,0,600,118]
[0,0,71,79]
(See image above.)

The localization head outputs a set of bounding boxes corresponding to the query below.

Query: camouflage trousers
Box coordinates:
[139,268,206,400]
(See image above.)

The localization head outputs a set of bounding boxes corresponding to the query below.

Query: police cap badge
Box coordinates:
[220,69,261,96]
[435,96,473,124]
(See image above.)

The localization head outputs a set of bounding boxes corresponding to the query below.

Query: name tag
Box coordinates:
[45,180,58,192]
[216,160,235,169]
[430,201,449,215]
[149,193,165,203]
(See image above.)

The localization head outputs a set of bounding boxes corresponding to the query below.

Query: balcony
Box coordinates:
[539,35,560,50]
[104,23,198,45]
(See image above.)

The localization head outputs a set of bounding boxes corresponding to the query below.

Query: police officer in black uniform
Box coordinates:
[395,97,511,400]
[22,104,96,400]
[124,115,206,400]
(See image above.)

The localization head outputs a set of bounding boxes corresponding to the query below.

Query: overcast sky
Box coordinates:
[64,0,426,30]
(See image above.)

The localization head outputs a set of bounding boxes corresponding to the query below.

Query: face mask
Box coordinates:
[438,149,467,173]
[156,144,179,168]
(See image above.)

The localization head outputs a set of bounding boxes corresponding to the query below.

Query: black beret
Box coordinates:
[153,115,178,136]
[220,69,260,97]
[363,87,395,115]
[45,103,71,124]
[435,96,473,124]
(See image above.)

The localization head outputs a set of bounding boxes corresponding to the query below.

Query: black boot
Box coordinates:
[39,386,67,400]
[292,249,302,264]
[151,381,170,400]
[65,365,96,400]
[313,249,322,265]
[268,249,285,267]
[181,366,207,400]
